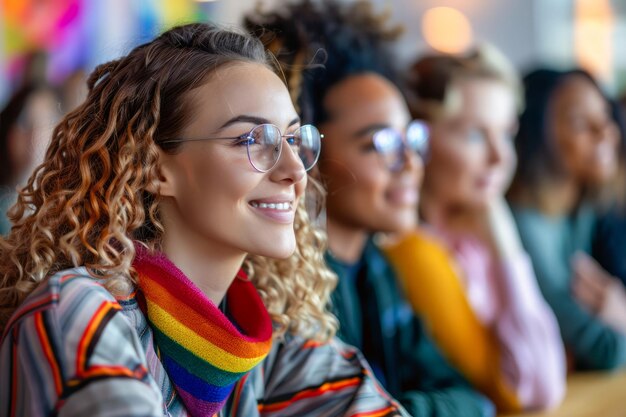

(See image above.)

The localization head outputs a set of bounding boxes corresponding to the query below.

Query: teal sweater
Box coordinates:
[512,206,626,370]
[326,238,494,417]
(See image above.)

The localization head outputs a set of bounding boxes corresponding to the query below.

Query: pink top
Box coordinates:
[436,229,566,410]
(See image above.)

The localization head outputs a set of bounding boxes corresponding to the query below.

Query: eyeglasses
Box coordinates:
[373,120,430,171]
[161,124,323,172]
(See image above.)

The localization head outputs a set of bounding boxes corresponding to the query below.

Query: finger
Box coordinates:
[573,279,603,313]
[572,252,613,286]
[573,269,606,301]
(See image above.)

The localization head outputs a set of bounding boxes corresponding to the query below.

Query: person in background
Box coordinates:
[60,69,89,113]
[246,1,495,416]
[0,23,407,417]
[383,48,566,413]
[0,53,61,235]
[508,68,626,369]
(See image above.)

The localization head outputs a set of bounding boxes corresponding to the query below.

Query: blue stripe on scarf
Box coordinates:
[162,355,235,401]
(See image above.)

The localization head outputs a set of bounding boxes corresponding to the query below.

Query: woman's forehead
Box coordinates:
[188,63,299,129]
[323,74,408,125]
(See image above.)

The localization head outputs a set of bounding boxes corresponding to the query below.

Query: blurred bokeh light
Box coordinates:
[422,7,473,54]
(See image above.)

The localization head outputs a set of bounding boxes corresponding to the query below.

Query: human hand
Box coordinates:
[486,197,524,260]
[572,252,626,334]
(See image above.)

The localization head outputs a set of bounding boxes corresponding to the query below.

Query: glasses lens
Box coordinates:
[248,124,282,172]
[406,120,430,157]
[294,125,322,171]
[373,128,403,170]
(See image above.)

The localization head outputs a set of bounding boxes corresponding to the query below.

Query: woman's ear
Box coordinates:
[146,149,177,198]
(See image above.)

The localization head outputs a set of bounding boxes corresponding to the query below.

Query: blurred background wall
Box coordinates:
[1,0,625,106]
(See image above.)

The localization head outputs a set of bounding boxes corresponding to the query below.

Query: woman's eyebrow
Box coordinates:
[353,123,390,138]
[218,115,271,129]
[218,115,301,130]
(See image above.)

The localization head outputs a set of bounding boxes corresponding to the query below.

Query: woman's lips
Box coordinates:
[386,187,419,206]
[249,199,296,224]
[592,143,616,166]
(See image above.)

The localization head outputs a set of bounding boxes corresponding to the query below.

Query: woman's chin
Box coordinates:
[380,216,419,235]
[251,241,297,260]
[586,168,618,186]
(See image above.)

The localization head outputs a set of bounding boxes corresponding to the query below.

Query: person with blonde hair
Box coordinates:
[383,47,566,413]
[0,23,406,417]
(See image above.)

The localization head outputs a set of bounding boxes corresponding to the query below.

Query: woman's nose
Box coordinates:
[486,133,506,166]
[269,140,306,184]
[399,146,423,177]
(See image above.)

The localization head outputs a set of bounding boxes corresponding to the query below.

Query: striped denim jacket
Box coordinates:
[1,267,408,417]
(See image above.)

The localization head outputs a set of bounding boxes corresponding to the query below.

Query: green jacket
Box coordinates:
[326,238,494,417]
[513,205,626,370]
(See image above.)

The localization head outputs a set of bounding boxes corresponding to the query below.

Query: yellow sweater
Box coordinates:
[382,231,522,413]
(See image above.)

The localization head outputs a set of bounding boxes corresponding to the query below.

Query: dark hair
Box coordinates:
[244,0,402,126]
[0,22,270,331]
[509,68,609,204]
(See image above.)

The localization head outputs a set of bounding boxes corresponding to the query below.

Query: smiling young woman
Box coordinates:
[0,23,405,417]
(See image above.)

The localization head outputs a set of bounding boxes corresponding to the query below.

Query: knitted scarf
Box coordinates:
[133,248,273,417]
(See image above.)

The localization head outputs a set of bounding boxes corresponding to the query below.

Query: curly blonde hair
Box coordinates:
[0,22,337,340]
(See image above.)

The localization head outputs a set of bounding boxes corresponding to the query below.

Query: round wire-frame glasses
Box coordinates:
[372,120,430,171]
[161,123,323,172]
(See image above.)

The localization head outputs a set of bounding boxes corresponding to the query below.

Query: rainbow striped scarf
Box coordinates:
[133,248,273,417]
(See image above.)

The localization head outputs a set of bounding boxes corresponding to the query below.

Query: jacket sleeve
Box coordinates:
[0,274,164,417]
[257,335,410,417]
[491,252,566,409]
[383,232,522,412]
[539,281,626,370]
[514,211,626,370]
[57,291,165,417]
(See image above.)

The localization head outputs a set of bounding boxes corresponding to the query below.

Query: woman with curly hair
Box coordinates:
[0,23,406,417]
[246,1,494,416]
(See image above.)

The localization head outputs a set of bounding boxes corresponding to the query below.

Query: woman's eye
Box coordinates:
[361,141,377,152]
[465,129,485,143]
[234,134,259,146]
[568,119,587,131]
[286,135,301,147]
[234,137,251,146]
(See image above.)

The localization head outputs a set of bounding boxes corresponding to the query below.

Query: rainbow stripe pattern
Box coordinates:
[133,247,273,417]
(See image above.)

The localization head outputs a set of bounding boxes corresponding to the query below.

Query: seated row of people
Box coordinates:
[1,1,626,416]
